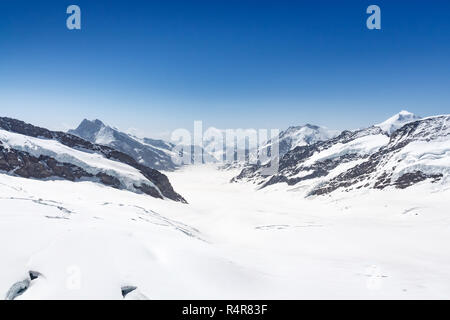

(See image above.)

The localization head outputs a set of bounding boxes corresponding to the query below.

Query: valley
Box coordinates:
[1,163,449,299]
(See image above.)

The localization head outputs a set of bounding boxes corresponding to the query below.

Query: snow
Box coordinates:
[1,165,450,299]
[376,110,421,135]
[281,125,339,149]
[261,124,339,155]
[0,129,161,196]
[94,126,115,145]
[388,139,450,181]
[291,157,369,194]
[190,124,339,164]
[302,134,389,167]
[69,119,177,170]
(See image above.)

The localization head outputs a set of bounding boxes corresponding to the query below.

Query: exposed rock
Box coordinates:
[394,171,443,189]
[0,145,92,180]
[5,279,30,300]
[233,114,449,196]
[29,271,42,281]
[309,116,449,195]
[96,172,121,188]
[69,119,177,171]
[121,285,137,298]
[0,117,186,202]
[234,126,384,185]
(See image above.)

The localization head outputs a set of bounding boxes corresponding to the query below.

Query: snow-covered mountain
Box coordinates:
[311,114,449,195]
[1,113,450,300]
[375,110,421,135]
[68,120,337,169]
[69,119,178,171]
[233,112,449,196]
[218,124,338,171]
[259,124,339,158]
[0,117,186,202]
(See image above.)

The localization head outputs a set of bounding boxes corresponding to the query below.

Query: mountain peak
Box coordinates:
[93,119,105,126]
[376,110,421,135]
[68,119,109,143]
[68,119,178,170]
[78,118,105,128]
[398,110,413,116]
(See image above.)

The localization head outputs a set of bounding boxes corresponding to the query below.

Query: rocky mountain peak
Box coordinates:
[69,119,178,171]
[0,116,186,202]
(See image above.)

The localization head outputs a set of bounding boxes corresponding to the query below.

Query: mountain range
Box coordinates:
[1,111,448,202]
[69,120,338,168]
[1,111,449,299]
[0,117,186,203]
[69,119,178,171]
[232,111,450,196]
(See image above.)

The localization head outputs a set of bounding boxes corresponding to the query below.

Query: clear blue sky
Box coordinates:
[0,0,449,137]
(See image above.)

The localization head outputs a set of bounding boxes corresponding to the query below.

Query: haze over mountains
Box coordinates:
[1,110,448,200]
[69,119,340,170]
[62,110,450,198]
[256,124,339,160]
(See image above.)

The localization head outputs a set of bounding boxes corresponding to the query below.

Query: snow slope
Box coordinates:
[261,124,339,157]
[309,114,450,195]
[0,128,162,197]
[69,119,178,171]
[0,173,261,299]
[233,112,449,196]
[375,110,421,135]
[302,134,388,167]
[1,165,450,299]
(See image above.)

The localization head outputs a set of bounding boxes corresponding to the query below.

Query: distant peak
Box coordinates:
[77,119,106,129]
[303,123,320,130]
[69,119,108,140]
[381,110,419,123]
[93,119,105,126]
[284,124,321,133]
[376,110,421,135]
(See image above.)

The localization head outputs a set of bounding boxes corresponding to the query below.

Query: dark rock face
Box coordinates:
[234,116,449,195]
[5,271,42,300]
[264,153,364,188]
[121,286,137,298]
[96,172,121,188]
[0,117,186,202]
[5,279,30,300]
[0,143,90,180]
[69,119,177,171]
[394,171,443,189]
[0,143,125,190]
[308,116,449,195]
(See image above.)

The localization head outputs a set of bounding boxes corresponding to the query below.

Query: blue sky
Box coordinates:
[0,0,449,137]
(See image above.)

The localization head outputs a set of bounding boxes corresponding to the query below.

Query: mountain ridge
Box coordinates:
[69,119,178,171]
[0,117,186,202]
[232,111,449,196]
